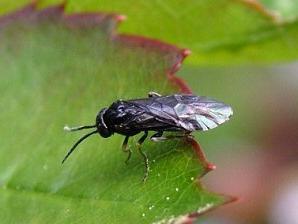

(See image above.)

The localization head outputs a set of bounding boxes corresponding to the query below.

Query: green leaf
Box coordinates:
[62,0,298,65]
[2,1,298,66]
[260,0,298,21]
[0,4,231,223]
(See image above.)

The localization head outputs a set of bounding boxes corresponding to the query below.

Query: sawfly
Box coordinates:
[63,92,233,181]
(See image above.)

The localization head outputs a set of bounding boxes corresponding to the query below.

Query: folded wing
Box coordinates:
[134,94,233,132]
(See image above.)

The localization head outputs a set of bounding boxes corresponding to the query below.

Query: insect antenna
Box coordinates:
[62,130,98,164]
[64,125,96,132]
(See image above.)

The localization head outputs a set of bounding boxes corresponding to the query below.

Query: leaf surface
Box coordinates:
[0,4,231,224]
[3,1,298,66]
[64,0,298,65]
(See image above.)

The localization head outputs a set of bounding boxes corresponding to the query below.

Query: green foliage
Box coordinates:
[2,0,298,65]
[260,0,298,20]
[1,0,296,223]
[66,0,298,65]
[0,6,227,224]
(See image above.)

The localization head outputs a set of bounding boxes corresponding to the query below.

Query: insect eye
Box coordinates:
[98,124,112,138]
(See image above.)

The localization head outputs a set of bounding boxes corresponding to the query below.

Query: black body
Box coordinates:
[96,94,233,137]
[63,93,233,181]
[98,97,186,137]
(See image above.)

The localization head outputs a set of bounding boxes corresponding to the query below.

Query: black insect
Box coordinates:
[63,92,233,181]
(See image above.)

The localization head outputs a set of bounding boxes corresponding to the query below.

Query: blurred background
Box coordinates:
[179,63,298,224]
[1,0,298,223]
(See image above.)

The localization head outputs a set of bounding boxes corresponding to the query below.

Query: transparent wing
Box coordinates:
[127,94,233,132]
[173,95,233,131]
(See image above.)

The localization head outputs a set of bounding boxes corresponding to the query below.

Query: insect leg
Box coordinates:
[136,131,149,182]
[151,132,191,142]
[150,131,166,142]
[148,91,162,97]
[122,136,132,164]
